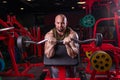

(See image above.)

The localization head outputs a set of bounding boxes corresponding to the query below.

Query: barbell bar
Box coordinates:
[25,39,61,45]
[37,39,48,44]
[17,36,49,52]
[24,39,48,44]
[17,33,103,52]
[71,33,103,46]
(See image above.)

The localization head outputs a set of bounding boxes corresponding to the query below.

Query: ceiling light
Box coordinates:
[77,1,86,4]
[20,7,24,10]
[55,3,61,5]
[27,0,32,2]
[82,6,86,9]
[71,7,75,9]
[2,0,7,3]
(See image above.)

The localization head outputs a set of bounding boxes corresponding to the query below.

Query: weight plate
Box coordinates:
[90,51,112,72]
[17,36,30,52]
[96,33,103,46]
[82,14,95,27]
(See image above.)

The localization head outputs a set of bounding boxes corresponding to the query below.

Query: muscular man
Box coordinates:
[44,14,79,78]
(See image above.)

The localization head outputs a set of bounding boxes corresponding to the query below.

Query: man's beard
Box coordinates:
[57,29,64,32]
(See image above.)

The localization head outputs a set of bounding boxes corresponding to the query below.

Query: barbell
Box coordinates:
[16,33,103,52]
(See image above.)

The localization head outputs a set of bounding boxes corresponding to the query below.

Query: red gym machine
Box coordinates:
[81,10,120,80]
[0,16,43,78]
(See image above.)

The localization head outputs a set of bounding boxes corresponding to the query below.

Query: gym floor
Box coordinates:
[1,60,118,80]
[2,66,44,80]
[1,55,84,80]
[1,57,45,80]
[1,63,86,80]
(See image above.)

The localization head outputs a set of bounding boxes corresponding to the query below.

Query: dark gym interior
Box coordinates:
[0,0,120,80]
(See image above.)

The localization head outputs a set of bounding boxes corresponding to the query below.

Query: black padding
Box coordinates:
[44,44,78,66]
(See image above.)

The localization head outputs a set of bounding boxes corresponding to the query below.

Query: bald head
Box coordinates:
[54,14,68,33]
[55,14,67,23]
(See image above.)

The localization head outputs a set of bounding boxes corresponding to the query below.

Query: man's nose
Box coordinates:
[58,23,62,27]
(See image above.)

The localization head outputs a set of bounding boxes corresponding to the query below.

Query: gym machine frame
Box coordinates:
[0,16,43,78]
[81,12,120,80]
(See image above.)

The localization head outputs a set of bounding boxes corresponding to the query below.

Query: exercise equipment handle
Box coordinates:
[0,27,14,32]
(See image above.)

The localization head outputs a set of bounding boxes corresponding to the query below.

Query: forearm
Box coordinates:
[44,31,57,58]
[65,44,77,58]
[45,44,55,58]
[70,42,79,54]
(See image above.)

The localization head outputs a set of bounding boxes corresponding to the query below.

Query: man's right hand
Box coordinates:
[47,37,57,45]
[63,36,71,45]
